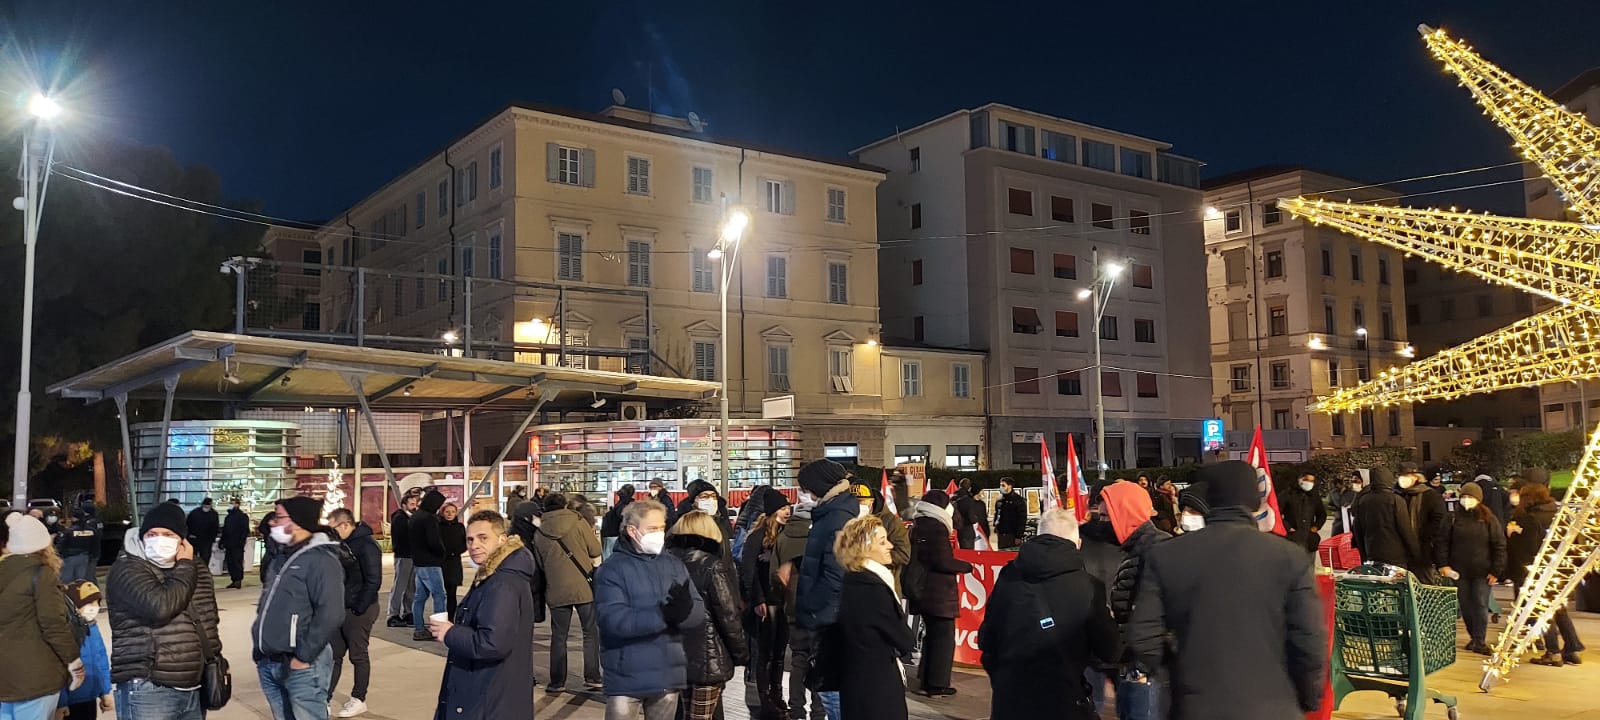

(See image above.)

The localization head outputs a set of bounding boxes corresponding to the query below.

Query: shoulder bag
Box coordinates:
[184,599,232,710]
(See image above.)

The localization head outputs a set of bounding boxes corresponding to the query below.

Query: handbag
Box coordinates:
[185,602,232,710]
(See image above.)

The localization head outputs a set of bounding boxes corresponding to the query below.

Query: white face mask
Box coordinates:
[858,504,872,518]
[80,605,100,624]
[1460,497,1480,511]
[269,525,296,545]
[1350,483,1363,493]
[696,498,718,516]
[143,536,180,567]
[1398,476,1417,489]
[1298,481,1316,492]
[1180,515,1205,532]
[635,530,665,555]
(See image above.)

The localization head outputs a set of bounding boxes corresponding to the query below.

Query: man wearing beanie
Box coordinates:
[793,459,857,720]
[253,496,347,720]
[106,500,221,719]
[1127,461,1326,720]
[1352,467,1423,572]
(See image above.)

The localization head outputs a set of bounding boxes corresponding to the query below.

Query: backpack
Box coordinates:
[981,573,1060,666]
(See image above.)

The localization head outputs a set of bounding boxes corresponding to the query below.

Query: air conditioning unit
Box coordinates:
[619,401,648,422]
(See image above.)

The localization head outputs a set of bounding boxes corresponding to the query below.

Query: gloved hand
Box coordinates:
[661,580,694,627]
[67,658,86,692]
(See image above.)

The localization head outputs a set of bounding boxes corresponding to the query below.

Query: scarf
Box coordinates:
[913,500,954,532]
[862,558,908,684]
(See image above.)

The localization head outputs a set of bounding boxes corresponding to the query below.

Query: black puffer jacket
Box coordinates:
[107,528,222,688]
[342,522,383,614]
[1400,484,1447,574]
[1351,469,1420,569]
[665,533,750,684]
[1110,522,1169,626]
[1434,508,1506,580]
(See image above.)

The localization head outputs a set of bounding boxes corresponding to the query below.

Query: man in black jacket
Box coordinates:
[186,497,221,566]
[1351,467,1421,569]
[1471,474,1513,526]
[328,508,383,717]
[56,506,102,586]
[221,497,251,589]
[386,489,422,628]
[992,478,1027,550]
[1100,480,1170,718]
[1278,475,1327,553]
[410,490,450,641]
[951,478,990,550]
[1396,462,1446,583]
[1128,461,1327,720]
[254,496,347,720]
[979,509,1120,720]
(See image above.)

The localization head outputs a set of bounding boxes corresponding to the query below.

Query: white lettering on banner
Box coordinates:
[952,548,1016,665]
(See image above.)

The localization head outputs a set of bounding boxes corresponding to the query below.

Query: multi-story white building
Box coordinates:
[855,104,1208,469]
[1202,167,1415,458]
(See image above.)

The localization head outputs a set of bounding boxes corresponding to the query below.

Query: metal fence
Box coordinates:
[225,256,675,376]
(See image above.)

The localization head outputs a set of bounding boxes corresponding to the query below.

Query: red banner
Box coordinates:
[952,548,1017,666]
[1308,572,1336,720]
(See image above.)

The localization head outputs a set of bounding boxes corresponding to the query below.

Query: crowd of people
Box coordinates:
[0,455,1590,720]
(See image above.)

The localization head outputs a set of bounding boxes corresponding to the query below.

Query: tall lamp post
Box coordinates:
[711,205,750,497]
[11,93,63,507]
[1077,247,1126,472]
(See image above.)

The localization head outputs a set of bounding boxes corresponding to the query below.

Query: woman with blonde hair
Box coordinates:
[0,513,85,720]
[830,515,915,720]
[666,511,750,720]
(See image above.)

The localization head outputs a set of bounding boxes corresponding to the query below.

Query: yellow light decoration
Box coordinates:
[1283,25,1600,688]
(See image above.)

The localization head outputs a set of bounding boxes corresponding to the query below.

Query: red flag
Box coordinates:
[1065,435,1091,522]
[880,469,898,516]
[1248,426,1287,536]
[945,478,959,496]
[1040,438,1062,511]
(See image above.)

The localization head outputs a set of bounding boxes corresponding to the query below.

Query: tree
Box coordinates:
[0,141,265,496]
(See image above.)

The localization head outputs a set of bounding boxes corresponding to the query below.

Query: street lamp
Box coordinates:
[713,204,750,496]
[11,93,63,507]
[1079,247,1127,472]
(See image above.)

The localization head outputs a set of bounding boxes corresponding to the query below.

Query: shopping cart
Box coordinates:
[1330,564,1460,720]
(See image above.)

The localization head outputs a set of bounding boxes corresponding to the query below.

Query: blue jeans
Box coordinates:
[1115,677,1165,720]
[818,691,840,720]
[257,646,333,720]
[60,553,96,586]
[0,693,59,720]
[412,566,447,632]
[115,679,201,720]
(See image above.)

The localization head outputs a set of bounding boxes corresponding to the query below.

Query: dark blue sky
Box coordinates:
[8,0,1599,220]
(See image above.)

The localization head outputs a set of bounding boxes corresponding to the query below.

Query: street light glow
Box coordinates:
[720,207,750,243]
[706,246,723,260]
[1204,206,1223,220]
[1355,327,1369,336]
[1308,337,1327,350]
[1400,345,1417,358]
[1104,262,1125,277]
[1076,288,1093,300]
[27,93,62,121]
[441,330,459,344]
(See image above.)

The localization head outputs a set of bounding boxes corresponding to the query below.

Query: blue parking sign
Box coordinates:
[1202,418,1225,452]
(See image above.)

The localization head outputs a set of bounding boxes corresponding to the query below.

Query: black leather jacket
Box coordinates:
[666,533,751,684]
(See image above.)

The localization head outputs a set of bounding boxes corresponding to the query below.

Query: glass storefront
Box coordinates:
[131,420,301,519]
[530,420,801,502]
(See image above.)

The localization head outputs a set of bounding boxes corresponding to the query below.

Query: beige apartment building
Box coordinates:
[856,104,1209,470]
[1203,167,1415,459]
[305,102,985,468]
[1532,70,1600,434]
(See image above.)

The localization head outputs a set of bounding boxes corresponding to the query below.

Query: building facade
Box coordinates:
[1202,167,1416,457]
[308,103,985,470]
[855,104,1208,469]
[1532,70,1600,433]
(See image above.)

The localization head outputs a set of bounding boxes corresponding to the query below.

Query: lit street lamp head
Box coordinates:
[1355,327,1369,336]
[720,207,750,243]
[706,246,723,260]
[26,94,62,121]
[441,330,459,344]
[1104,262,1125,277]
[1076,288,1093,300]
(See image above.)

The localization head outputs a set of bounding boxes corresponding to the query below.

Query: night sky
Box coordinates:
[7,0,1599,221]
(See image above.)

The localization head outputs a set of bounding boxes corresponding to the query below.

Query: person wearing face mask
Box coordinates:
[327,509,382,718]
[221,498,251,589]
[665,511,751,720]
[1329,476,1361,536]
[531,492,604,694]
[186,498,221,567]
[904,489,974,697]
[57,580,113,719]
[772,486,826,720]
[1395,462,1446,583]
[1350,468,1421,571]
[595,499,707,720]
[678,480,734,558]
[1278,475,1327,553]
[1,513,86,720]
[253,497,348,720]
[793,459,860,720]
[645,479,678,528]
[1176,482,1209,534]
[980,509,1121,720]
[1434,484,1505,655]
[106,501,219,719]
[430,510,539,720]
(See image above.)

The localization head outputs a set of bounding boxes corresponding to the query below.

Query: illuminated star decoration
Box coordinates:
[1282,25,1600,688]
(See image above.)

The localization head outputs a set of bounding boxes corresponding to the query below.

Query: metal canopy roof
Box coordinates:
[48,331,719,411]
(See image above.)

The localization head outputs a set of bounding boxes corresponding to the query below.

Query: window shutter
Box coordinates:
[581,149,597,188]
[782,182,796,216]
[757,177,770,211]
[546,143,559,182]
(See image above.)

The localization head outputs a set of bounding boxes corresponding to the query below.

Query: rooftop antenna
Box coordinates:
[611,88,627,106]
[687,112,704,133]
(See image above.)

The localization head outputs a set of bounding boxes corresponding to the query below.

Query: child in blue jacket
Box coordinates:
[60,580,113,719]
